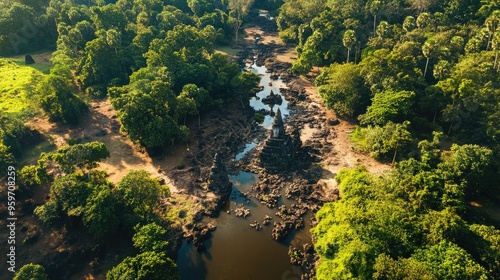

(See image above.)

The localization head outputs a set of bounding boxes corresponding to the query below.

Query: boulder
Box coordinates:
[25,55,35,64]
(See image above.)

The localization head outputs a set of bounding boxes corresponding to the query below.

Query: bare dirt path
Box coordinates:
[26,98,179,192]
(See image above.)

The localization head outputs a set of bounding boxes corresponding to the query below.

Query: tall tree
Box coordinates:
[14,264,49,280]
[38,74,88,125]
[116,170,167,220]
[316,63,370,118]
[422,39,438,78]
[417,12,432,30]
[342,29,356,63]
[412,241,488,279]
[433,60,451,80]
[359,90,416,126]
[403,15,417,33]
[49,174,92,217]
[49,142,110,175]
[485,10,500,50]
[369,0,383,37]
[106,251,179,280]
[105,28,122,55]
[109,80,180,150]
[493,30,500,69]
[83,184,119,239]
[132,223,169,253]
[226,0,254,42]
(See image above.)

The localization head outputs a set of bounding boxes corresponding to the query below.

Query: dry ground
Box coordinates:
[26,99,180,191]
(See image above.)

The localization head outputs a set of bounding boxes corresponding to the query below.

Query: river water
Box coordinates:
[177,59,310,280]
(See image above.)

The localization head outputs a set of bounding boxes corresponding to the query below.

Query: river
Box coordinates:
[177,57,312,279]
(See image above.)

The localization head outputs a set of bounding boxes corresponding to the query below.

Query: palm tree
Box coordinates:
[422,39,437,78]
[485,10,500,50]
[106,29,121,55]
[492,30,500,70]
[369,0,382,37]
[343,30,356,63]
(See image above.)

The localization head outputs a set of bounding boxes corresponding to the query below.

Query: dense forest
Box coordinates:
[275,0,500,279]
[1,0,500,279]
[1,0,259,278]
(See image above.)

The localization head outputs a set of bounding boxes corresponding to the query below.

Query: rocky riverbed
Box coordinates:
[172,18,345,279]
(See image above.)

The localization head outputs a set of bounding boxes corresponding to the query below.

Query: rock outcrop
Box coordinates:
[208,153,231,196]
[262,90,283,105]
[25,54,35,64]
[205,153,233,216]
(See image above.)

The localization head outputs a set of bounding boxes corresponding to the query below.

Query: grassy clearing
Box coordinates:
[19,136,57,166]
[165,194,201,228]
[0,57,46,117]
[348,126,366,149]
[9,51,53,74]
[215,45,242,57]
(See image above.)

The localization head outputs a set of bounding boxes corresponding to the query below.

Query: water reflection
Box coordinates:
[235,142,257,161]
[177,171,310,280]
[177,57,309,280]
[247,62,289,128]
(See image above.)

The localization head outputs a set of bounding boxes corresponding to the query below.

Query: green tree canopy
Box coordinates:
[83,183,119,239]
[132,222,169,253]
[359,90,416,126]
[49,173,92,217]
[412,241,488,280]
[14,264,49,280]
[116,170,168,221]
[316,63,370,118]
[38,74,88,125]
[226,0,254,41]
[49,141,110,174]
[109,80,180,150]
[106,251,179,280]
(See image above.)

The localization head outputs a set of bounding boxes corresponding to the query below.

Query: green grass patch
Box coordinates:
[215,45,241,57]
[18,136,57,166]
[254,112,265,124]
[0,57,46,117]
[348,126,367,152]
[9,51,53,74]
[165,195,200,229]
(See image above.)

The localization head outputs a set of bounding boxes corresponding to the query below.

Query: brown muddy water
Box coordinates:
[177,61,311,279]
[177,171,311,280]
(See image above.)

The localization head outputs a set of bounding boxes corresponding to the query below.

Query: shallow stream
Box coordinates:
[177,58,310,280]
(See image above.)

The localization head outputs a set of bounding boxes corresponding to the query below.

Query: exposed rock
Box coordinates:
[207,223,217,231]
[25,55,35,64]
[95,129,107,137]
[272,221,294,242]
[289,243,317,274]
[250,220,262,230]
[262,90,283,105]
[23,230,40,245]
[205,153,233,215]
[327,118,340,126]
[192,224,212,244]
[262,215,272,225]
[234,207,251,218]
